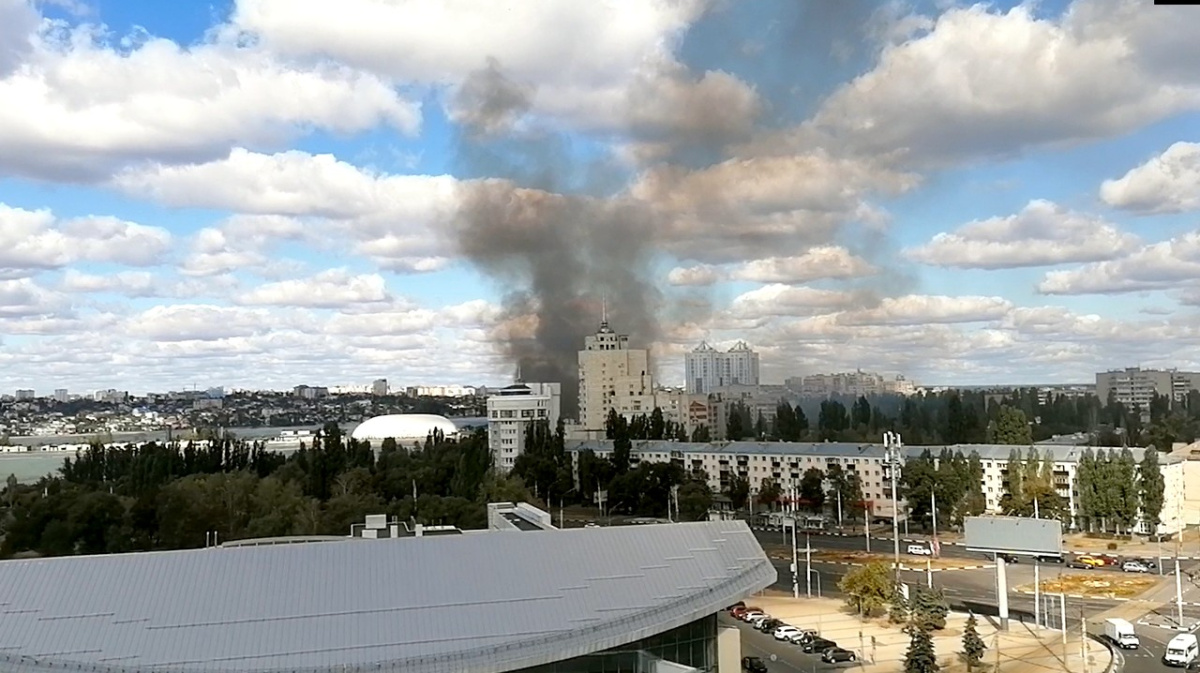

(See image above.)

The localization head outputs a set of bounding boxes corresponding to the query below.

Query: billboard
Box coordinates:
[964,516,1063,556]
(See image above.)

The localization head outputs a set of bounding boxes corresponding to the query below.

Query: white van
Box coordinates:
[907,544,932,556]
[1164,633,1198,667]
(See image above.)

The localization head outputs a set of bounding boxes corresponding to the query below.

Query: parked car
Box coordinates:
[1037,555,1065,563]
[907,544,932,556]
[751,615,773,630]
[802,637,838,654]
[1076,555,1105,568]
[741,611,766,623]
[822,648,858,664]
[742,656,769,673]
[774,626,802,641]
[997,553,1019,564]
[787,629,819,645]
[726,601,745,612]
[1123,561,1150,573]
[758,618,784,633]
[1067,560,1094,570]
[1129,557,1158,569]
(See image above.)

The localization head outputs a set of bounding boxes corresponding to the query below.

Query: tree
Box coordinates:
[994,405,1032,445]
[888,586,909,624]
[961,613,986,671]
[649,407,665,441]
[904,626,940,673]
[690,425,711,442]
[799,467,826,514]
[838,561,892,616]
[1139,447,1166,535]
[726,405,745,441]
[1115,448,1139,532]
[726,476,750,510]
[911,586,948,631]
[677,481,713,521]
[758,478,782,510]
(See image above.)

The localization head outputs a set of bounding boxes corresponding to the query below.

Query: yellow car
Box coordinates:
[1076,556,1105,568]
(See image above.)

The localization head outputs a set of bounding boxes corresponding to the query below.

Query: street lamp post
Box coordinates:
[883,431,903,579]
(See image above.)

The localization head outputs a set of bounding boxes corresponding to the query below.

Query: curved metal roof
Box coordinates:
[0,521,773,673]
[349,414,458,441]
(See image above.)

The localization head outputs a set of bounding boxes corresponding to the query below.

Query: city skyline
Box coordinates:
[2,0,1199,392]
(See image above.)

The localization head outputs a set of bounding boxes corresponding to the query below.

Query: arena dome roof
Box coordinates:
[350,414,459,442]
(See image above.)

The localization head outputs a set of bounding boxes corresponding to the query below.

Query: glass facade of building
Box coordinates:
[515,614,716,673]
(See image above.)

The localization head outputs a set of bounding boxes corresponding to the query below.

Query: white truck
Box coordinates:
[1164,633,1199,667]
[1103,618,1139,650]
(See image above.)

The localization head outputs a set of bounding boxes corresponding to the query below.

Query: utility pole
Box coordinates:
[791,515,800,599]
[1034,498,1040,628]
[930,490,937,548]
[806,532,813,597]
[1178,497,1185,627]
[837,488,843,530]
[883,432,903,580]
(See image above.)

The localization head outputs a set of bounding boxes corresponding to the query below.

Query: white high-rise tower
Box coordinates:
[685,340,760,394]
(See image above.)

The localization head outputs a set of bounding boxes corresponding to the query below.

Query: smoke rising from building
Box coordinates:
[449,5,918,417]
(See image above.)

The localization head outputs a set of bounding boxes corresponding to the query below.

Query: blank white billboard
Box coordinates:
[964,516,1063,556]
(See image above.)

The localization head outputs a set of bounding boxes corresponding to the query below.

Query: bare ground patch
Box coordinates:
[1018,573,1157,598]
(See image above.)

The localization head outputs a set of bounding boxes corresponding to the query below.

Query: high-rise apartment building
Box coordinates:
[487,382,562,471]
[1096,367,1200,408]
[372,379,388,396]
[14,389,34,401]
[578,319,651,431]
[786,371,916,397]
[684,341,760,394]
[53,388,68,403]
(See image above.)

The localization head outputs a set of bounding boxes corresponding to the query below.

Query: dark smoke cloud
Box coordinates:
[450,3,920,416]
[450,62,667,418]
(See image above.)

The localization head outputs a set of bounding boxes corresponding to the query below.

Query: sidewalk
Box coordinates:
[750,593,1112,673]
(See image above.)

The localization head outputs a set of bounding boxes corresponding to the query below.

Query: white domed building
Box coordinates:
[351,414,459,443]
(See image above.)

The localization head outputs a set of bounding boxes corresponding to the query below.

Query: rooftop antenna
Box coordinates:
[515,362,524,384]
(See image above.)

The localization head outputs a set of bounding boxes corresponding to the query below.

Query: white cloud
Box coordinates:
[906,200,1139,269]
[0,203,172,276]
[236,270,392,308]
[0,15,419,180]
[0,277,69,318]
[122,304,282,342]
[1038,232,1200,295]
[731,247,877,284]
[667,265,723,287]
[838,295,1014,326]
[116,149,459,273]
[1100,142,1200,214]
[730,284,861,320]
[228,0,703,131]
[60,269,157,297]
[808,2,1200,165]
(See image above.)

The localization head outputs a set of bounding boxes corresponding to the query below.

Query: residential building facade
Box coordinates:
[786,371,916,397]
[566,440,1186,536]
[1096,367,1200,408]
[685,341,760,394]
[578,319,652,431]
[487,382,562,471]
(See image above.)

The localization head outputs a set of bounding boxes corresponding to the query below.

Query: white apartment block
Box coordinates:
[787,371,916,397]
[567,440,1186,536]
[405,385,478,397]
[578,320,651,431]
[1096,367,1200,409]
[371,379,389,396]
[14,389,35,401]
[685,341,761,394]
[53,389,68,403]
[487,382,562,471]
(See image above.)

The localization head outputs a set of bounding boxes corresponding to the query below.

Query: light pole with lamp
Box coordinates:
[883,431,903,579]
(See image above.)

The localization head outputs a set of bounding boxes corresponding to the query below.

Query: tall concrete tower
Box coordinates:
[577,317,651,432]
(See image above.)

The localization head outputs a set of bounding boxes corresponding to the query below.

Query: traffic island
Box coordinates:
[746,593,1111,673]
[1015,574,1158,600]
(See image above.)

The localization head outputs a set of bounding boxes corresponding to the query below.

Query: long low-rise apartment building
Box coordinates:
[566,440,1186,536]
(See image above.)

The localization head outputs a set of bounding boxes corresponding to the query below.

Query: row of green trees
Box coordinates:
[0,424,533,558]
[655,387,1200,450]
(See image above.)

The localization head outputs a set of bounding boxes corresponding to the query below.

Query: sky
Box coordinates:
[1,0,1200,396]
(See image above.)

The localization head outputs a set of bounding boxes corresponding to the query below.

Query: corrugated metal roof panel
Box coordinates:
[0,520,772,673]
